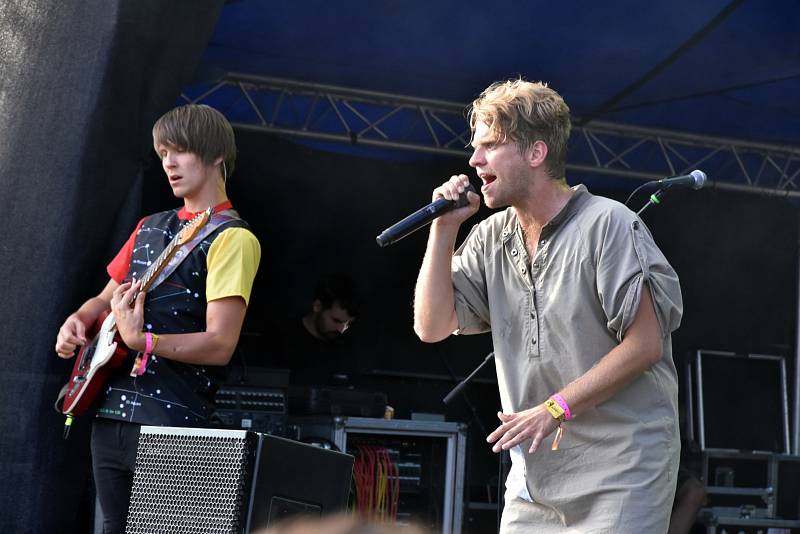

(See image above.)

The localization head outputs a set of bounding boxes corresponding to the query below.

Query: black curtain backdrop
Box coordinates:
[0,1,223,532]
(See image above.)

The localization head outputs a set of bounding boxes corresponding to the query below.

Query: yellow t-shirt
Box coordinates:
[206,227,261,305]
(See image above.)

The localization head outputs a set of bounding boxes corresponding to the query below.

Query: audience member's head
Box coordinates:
[256,514,430,534]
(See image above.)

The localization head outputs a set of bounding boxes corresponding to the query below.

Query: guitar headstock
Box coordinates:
[176,207,213,246]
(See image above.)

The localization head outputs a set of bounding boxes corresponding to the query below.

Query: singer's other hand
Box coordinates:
[431,174,480,227]
[486,405,560,454]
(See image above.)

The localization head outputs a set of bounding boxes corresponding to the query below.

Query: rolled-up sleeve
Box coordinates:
[452,224,492,335]
[596,211,682,342]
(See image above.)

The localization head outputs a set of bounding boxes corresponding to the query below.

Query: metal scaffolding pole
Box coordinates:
[795,228,800,454]
[182,72,800,198]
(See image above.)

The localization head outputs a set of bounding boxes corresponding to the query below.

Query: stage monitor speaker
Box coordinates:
[125,426,353,533]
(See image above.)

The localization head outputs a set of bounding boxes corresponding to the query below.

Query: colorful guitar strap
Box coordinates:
[146,209,242,292]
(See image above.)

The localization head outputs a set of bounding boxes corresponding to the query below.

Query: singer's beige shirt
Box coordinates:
[452,184,683,533]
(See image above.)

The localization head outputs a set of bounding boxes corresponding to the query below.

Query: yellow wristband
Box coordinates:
[151,333,159,353]
[544,398,566,422]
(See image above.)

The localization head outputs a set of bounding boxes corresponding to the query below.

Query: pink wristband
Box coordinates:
[144,332,154,355]
[551,393,572,421]
[138,333,153,375]
[137,353,150,375]
[130,333,153,377]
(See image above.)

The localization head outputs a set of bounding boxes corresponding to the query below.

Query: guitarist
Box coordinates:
[55,104,261,534]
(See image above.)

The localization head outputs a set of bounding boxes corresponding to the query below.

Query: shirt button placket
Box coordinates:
[510,239,530,284]
[527,236,548,357]
[529,287,540,357]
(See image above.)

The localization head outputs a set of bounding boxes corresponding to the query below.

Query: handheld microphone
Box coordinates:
[655,169,707,189]
[376,184,476,247]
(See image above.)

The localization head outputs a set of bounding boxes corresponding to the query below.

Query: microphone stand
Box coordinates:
[637,188,667,217]
[442,352,504,530]
[442,352,494,405]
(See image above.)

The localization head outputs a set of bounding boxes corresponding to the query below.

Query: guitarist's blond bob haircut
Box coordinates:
[152,104,237,178]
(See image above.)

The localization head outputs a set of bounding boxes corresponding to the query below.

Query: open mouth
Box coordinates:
[481,174,497,191]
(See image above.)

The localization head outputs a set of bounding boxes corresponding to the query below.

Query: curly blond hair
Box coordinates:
[468,79,571,179]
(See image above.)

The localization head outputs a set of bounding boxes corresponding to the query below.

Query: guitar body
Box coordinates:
[61,310,130,416]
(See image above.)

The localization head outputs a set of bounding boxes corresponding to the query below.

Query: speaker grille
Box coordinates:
[126,427,257,534]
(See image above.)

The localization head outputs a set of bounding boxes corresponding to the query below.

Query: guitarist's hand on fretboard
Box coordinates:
[110,278,147,353]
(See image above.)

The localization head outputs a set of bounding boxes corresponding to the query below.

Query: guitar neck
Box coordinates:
[138,238,178,293]
[135,208,212,294]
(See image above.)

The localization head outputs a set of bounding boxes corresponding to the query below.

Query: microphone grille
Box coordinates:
[690,169,707,189]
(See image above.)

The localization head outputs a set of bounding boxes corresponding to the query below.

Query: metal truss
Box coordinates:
[182,73,800,198]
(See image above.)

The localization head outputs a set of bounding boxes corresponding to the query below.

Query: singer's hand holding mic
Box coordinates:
[376,174,480,247]
[432,174,481,226]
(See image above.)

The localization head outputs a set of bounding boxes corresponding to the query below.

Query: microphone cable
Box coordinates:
[625,181,657,208]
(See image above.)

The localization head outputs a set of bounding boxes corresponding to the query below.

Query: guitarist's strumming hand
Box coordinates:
[55,279,119,359]
[111,279,147,353]
[55,315,89,359]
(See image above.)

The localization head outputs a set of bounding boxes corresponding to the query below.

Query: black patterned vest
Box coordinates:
[95,207,249,426]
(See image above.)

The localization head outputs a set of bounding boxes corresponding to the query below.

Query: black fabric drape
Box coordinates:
[0,1,224,531]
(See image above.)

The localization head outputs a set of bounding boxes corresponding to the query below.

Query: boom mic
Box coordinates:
[376,184,476,247]
[655,169,707,189]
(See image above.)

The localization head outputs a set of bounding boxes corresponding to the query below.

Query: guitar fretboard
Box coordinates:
[134,208,211,294]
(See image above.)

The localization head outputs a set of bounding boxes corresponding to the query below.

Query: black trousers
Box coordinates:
[90,419,141,534]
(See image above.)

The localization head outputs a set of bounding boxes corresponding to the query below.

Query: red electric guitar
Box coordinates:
[59,208,212,420]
